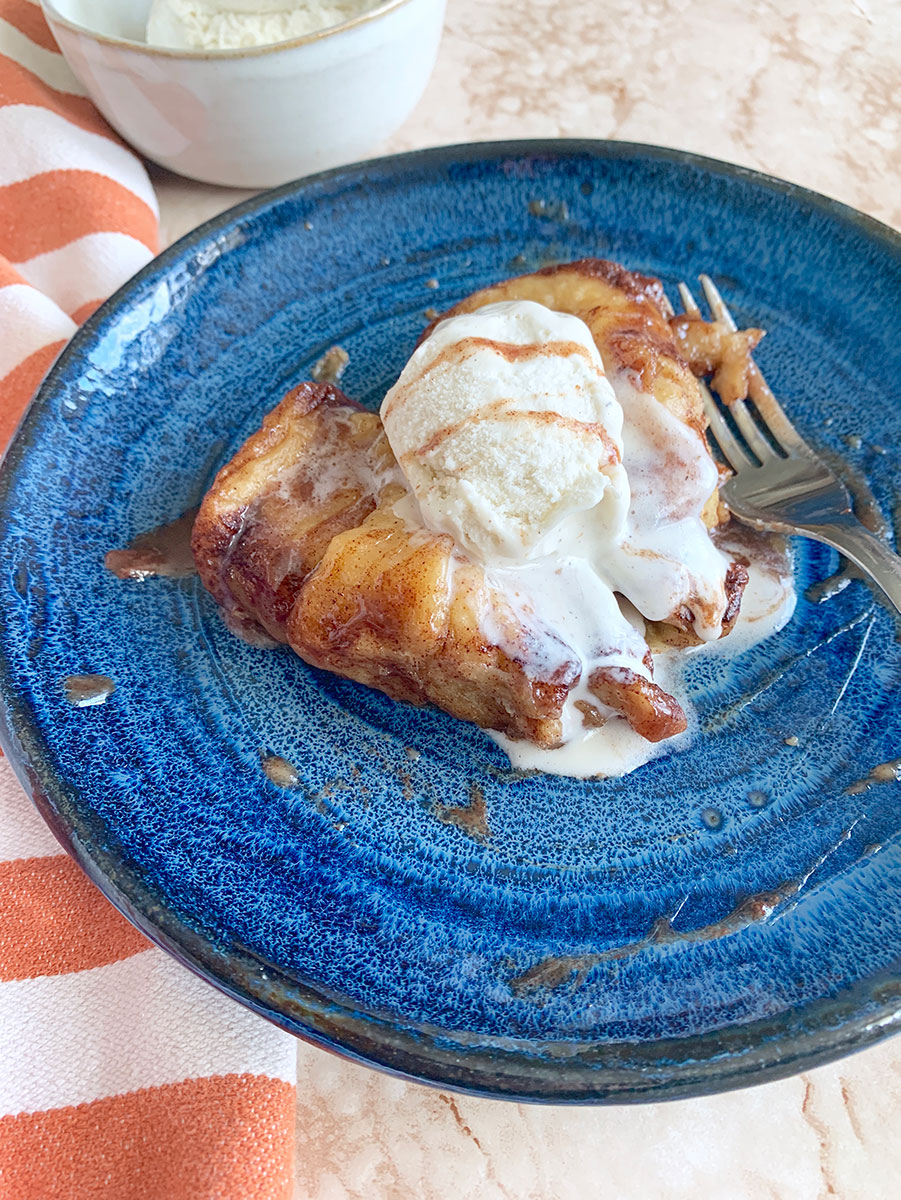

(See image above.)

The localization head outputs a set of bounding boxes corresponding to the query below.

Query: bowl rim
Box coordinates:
[1,138,900,1104]
[39,0,418,60]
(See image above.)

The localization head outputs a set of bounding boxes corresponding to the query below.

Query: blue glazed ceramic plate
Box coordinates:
[1,141,900,1103]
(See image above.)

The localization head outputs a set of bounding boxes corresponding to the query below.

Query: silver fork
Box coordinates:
[677,275,901,615]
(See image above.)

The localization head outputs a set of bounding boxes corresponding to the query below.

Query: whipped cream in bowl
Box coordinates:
[146,0,383,50]
[42,0,446,186]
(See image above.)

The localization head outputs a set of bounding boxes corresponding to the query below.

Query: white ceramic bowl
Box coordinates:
[41,0,445,187]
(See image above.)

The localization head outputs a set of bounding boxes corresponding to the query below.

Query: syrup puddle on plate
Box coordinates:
[105,510,198,581]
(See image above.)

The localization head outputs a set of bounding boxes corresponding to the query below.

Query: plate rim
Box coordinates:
[1,138,899,1104]
[3,136,900,474]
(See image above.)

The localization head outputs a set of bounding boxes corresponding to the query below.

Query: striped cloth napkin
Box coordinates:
[0,3,297,1196]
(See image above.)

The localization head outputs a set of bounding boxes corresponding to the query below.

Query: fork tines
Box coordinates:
[678,275,813,470]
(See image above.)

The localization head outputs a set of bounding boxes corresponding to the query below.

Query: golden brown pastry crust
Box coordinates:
[192,381,396,642]
[287,506,687,746]
[589,666,689,743]
[286,507,582,747]
[192,259,758,749]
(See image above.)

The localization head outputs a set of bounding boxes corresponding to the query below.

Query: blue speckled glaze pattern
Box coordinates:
[1,142,900,1103]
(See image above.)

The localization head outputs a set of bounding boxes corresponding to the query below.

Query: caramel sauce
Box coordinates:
[64,674,115,707]
[435,784,491,839]
[260,755,300,788]
[511,827,855,995]
[845,758,901,795]
[409,393,619,463]
[105,510,198,581]
[435,335,593,366]
[712,523,790,578]
[574,699,607,728]
[806,571,854,605]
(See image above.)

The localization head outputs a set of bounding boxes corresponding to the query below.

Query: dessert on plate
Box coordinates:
[193,259,795,778]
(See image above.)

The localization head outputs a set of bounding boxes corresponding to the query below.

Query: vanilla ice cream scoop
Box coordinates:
[381,301,630,565]
[146,0,379,50]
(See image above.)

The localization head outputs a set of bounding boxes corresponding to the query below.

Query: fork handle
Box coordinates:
[806,521,901,615]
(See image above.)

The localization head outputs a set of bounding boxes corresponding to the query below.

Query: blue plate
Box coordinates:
[1,141,900,1103]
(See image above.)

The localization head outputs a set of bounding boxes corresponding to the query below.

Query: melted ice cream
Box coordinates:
[381,302,793,778]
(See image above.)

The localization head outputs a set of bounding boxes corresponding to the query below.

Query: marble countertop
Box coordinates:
[150,2,901,1196]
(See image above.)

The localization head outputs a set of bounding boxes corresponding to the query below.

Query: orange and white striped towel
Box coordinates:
[0,3,297,1197]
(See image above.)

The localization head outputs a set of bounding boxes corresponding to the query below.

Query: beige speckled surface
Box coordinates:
[152,2,901,1195]
[291,1039,901,1200]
